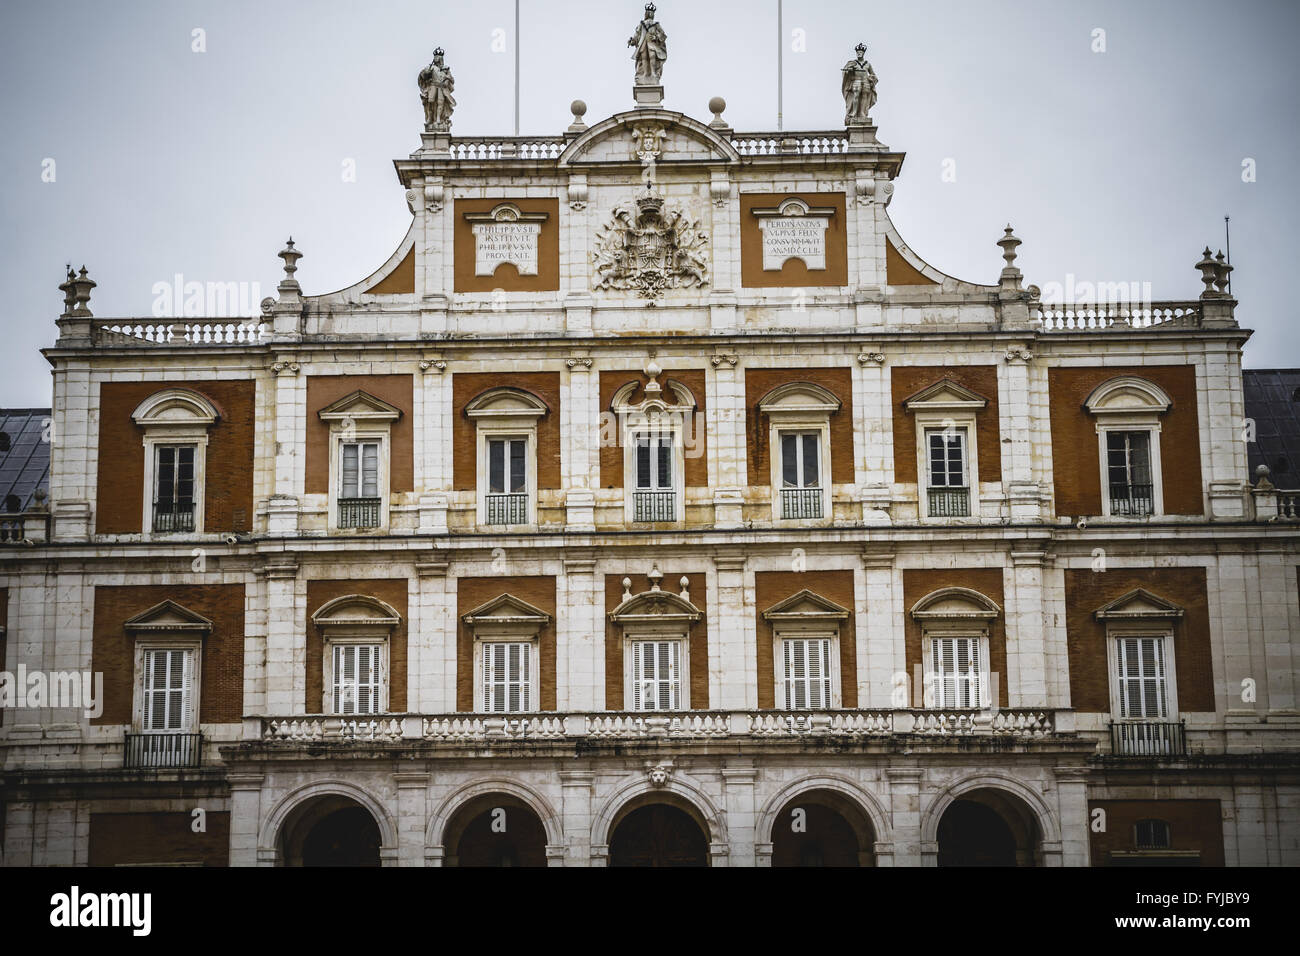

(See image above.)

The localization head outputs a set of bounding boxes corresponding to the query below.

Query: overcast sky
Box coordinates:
[1,0,1296,406]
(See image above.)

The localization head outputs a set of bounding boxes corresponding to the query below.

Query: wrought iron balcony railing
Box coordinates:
[1110,720,1186,756]
[484,492,528,525]
[152,505,195,533]
[1109,483,1154,516]
[780,487,823,519]
[338,497,381,529]
[927,486,970,517]
[124,732,203,769]
[633,489,676,522]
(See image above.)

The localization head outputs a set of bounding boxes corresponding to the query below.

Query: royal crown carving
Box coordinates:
[593,190,709,299]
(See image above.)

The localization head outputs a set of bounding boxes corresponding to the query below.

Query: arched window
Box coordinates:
[1083,377,1172,517]
[464,386,549,528]
[130,388,221,534]
[909,587,1001,709]
[756,382,841,522]
[311,595,402,715]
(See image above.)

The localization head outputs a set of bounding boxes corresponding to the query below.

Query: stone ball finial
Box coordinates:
[1256,463,1271,478]
[708,96,726,117]
[571,99,587,120]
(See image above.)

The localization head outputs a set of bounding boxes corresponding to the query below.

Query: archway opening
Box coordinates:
[937,788,1042,867]
[443,794,548,867]
[609,798,709,867]
[279,795,382,867]
[771,789,876,867]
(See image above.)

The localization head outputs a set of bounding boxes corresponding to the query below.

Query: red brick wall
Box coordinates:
[456,576,556,711]
[604,573,709,710]
[1065,567,1214,713]
[305,375,414,495]
[902,568,1008,707]
[96,381,255,533]
[891,366,1003,483]
[91,584,245,726]
[89,812,230,867]
[745,367,855,486]
[305,579,408,713]
[451,372,562,491]
[1088,800,1223,866]
[1048,365,1203,516]
[754,570,858,709]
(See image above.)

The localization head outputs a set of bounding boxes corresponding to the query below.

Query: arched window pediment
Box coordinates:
[1083,377,1172,416]
[609,588,703,625]
[465,386,549,420]
[909,587,1001,621]
[311,594,402,630]
[757,382,842,417]
[131,388,221,427]
[611,378,697,415]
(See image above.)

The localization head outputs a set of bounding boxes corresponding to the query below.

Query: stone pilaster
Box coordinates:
[1006,544,1048,707]
[721,762,757,867]
[267,356,304,535]
[887,767,923,866]
[563,358,597,530]
[854,348,891,522]
[711,552,753,708]
[417,359,450,533]
[227,774,265,867]
[560,555,600,711]
[860,544,899,707]
[260,559,303,714]
[414,558,451,713]
[707,355,744,528]
[394,772,430,867]
[560,768,594,866]
[1000,345,1042,521]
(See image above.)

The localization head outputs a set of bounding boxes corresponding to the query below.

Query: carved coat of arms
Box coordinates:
[593,191,710,298]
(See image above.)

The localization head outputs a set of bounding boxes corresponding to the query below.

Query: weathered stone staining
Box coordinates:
[465,203,545,277]
[754,198,834,272]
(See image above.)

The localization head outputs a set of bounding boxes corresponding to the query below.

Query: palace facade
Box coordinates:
[2,25,1298,867]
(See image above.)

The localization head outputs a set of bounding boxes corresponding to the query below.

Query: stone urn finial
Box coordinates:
[998,224,1021,272]
[71,266,96,317]
[58,265,77,316]
[1196,247,1218,296]
[648,563,663,590]
[1213,250,1232,294]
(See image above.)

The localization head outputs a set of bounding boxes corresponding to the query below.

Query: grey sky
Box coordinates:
[1,0,1296,406]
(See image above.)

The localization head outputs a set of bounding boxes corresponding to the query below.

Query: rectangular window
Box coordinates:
[153,445,196,532]
[780,432,820,488]
[1116,636,1168,719]
[1107,431,1154,515]
[926,429,966,488]
[331,643,382,715]
[142,648,194,732]
[482,641,531,713]
[630,640,682,712]
[340,442,380,499]
[488,438,527,494]
[930,636,984,708]
[634,433,675,489]
[780,637,833,710]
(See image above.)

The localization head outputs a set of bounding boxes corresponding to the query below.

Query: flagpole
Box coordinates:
[514,0,521,135]
[776,0,783,131]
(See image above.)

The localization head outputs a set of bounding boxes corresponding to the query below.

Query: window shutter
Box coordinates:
[180,649,195,730]
[510,440,527,493]
[802,433,819,487]
[362,443,379,497]
[342,443,358,498]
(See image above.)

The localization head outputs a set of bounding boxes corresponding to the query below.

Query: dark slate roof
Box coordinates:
[0,408,51,513]
[1243,370,1300,486]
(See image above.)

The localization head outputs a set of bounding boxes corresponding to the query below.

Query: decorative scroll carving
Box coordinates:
[593,191,709,299]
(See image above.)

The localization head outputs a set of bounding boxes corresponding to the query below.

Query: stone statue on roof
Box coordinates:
[629,3,667,84]
[842,42,877,126]
[419,47,456,131]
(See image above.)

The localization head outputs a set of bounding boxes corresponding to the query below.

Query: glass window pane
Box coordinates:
[635,437,651,488]
[341,444,358,498]
[656,437,672,488]
[802,434,819,487]
[510,440,526,493]
[362,443,378,497]
[489,440,504,494]
[781,434,798,487]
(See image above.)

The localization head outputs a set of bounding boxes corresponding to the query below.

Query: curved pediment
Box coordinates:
[609,587,703,625]
[559,110,741,167]
[757,382,842,415]
[131,388,221,427]
[311,594,402,628]
[610,377,697,413]
[909,586,1001,621]
[1084,377,1173,415]
[465,386,549,420]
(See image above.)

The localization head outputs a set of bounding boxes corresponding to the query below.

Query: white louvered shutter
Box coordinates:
[781,637,832,710]
[630,640,681,712]
[1117,636,1167,719]
[333,643,382,715]
[483,642,531,713]
[931,636,983,708]
[144,648,193,731]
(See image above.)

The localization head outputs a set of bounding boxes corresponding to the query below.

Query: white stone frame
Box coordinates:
[750,196,836,272]
[463,594,551,715]
[1085,376,1171,519]
[612,376,697,525]
[1097,588,1184,722]
[909,587,1001,710]
[131,388,219,535]
[762,589,850,711]
[310,594,402,715]
[465,387,548,529]
[318,391,402,534]
[609,574,703,713]
[902,379,987,522]
[124,600,213,733]
[757,382,840,524]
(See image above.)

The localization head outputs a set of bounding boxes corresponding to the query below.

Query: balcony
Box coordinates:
[780,487,823,520]
[337,497,381,529]
[484,492,528,525]
[1109,720,1186,756]
[927,486,970,517]
[633,489,676,522]
[124,732,203,769]
[152,505,195,533]
[1109,483,1154,517]
[0,511,49,544]
[256,708,1064,745]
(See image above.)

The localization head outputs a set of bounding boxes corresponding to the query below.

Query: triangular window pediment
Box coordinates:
[124,600,214,634]
[462,593,552,628]
[1095,588,1184,620]
[902,379,989,412]
[317,390,403,423]
[761,589,850,622]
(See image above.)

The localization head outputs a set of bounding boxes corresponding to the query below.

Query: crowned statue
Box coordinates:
[419,47,456,131]
[628,3,668,84]
[841,42,877,126]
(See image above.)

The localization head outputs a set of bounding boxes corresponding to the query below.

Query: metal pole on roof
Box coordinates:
[514,0,521,136]
[777,0,783,131]
[1224,216,1232,296]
